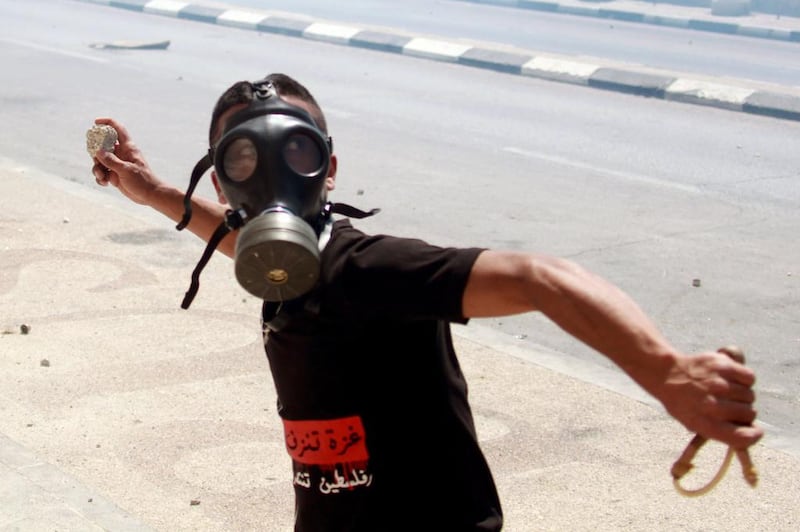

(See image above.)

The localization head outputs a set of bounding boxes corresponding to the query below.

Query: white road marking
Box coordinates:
[502,146,700,194]
[0,37,108,64]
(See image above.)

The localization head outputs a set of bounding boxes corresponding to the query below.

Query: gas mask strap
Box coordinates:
[180,220,231,310]
[176,150,213,231]
[329,202,381,219]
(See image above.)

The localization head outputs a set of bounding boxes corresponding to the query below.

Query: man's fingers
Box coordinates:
[726,382,756,403]
[715,347,757,387]
[695,397,762,449]
[700,387,757,425]
[92,155,120,188]
[95,149,122,171]
[699,420,764,450]
[707,378,755,403]
[94,117,129,144]
[720,362,757,388]
[92,162,110,185]
[729,423,764,449]
[716,399,758,426]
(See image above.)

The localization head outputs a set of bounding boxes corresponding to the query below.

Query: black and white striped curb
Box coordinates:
[456,0,800,43]
[79,0,800,122]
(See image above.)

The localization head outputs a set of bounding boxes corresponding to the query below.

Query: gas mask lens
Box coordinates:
[284,133,323,176]
[223,137,258,182]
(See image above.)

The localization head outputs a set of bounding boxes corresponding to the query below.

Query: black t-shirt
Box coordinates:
[262,219,502,532]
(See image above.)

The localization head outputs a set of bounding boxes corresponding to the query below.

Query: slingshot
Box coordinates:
[670,346,759,497]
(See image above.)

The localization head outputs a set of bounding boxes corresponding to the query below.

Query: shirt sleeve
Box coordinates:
[319,221,485,323]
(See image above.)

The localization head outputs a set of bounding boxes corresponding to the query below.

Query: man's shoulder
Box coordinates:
[328,218,415,252]
[328,218,366,247]
[332,217,355,232]
[325,218,484,270]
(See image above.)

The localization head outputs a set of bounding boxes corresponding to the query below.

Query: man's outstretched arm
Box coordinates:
[462,249,763,450]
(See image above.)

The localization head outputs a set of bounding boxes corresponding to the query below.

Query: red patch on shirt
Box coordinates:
[283,416,368,465]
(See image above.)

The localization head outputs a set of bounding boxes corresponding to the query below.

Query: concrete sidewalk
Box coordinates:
[2,158,800,530]
[78,0,800,123]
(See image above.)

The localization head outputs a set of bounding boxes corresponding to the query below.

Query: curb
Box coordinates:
[78,0,800,122]
[456,0,800,42]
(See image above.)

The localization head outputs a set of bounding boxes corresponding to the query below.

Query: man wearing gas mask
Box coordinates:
[92,73,762,532]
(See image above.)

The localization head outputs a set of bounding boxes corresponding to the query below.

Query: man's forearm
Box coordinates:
[148,184,236,258]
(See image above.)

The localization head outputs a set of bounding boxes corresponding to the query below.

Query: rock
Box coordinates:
[86,124,118,158]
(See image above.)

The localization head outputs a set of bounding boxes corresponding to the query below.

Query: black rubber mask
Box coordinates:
[214,86,331,302]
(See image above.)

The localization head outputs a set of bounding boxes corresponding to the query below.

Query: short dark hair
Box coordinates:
[208,73,328,145]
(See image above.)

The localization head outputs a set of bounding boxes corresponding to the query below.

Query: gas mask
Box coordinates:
[176,80,378,309]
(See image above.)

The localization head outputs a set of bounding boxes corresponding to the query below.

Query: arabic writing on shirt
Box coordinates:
[293,465,373,494]
[284,415,373,495]
[283,415,368,465]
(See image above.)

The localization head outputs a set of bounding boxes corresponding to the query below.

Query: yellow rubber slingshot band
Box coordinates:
[670,346,758,497]
[671,434,757,497]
